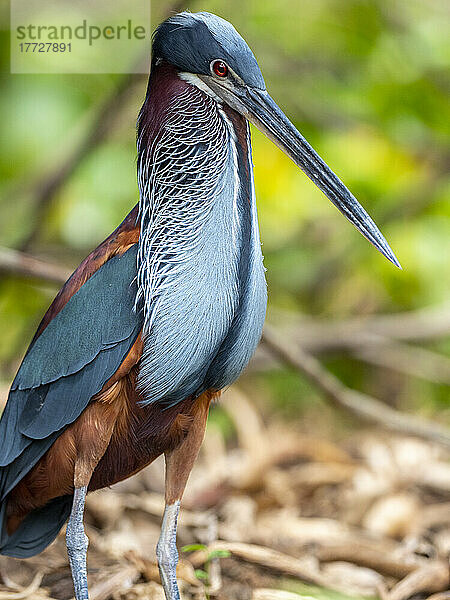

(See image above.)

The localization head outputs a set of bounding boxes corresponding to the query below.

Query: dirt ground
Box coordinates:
[0,389,449,600]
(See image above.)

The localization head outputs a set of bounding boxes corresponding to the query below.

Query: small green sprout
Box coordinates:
[182,543,231,588]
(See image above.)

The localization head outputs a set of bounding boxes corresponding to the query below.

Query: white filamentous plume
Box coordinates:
[135,85,242,405]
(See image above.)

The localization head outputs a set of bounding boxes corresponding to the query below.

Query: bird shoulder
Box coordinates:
[32,204,140,342]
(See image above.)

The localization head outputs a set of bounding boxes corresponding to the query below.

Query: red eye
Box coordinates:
[212,60,228,78]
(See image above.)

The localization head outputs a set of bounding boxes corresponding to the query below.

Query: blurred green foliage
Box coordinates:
[0,0,448,420]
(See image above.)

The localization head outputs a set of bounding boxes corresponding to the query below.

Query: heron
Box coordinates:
[0,11,400,600]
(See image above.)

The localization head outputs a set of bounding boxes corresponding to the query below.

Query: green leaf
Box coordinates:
[182,543,207,553]
[194,569,209,581]
[206,549,231,561]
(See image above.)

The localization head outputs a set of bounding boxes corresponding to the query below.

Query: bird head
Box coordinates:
[152,11,401,268]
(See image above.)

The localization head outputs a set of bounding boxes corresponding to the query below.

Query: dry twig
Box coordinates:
[252,590,312,600]
[262,324,450,449]
[88,566,140,600]
[0,571,44,599]
[387,563,449,600]
[316,541,431,579]
[289,303,450,349]
[252,304,450,383]
[189,541,384,597]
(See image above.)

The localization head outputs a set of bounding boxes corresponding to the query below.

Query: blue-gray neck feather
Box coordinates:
[137,83,267,407]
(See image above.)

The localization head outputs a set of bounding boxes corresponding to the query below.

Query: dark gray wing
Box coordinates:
[0,244,142,497]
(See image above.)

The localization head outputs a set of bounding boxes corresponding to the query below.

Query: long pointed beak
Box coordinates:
[203,78,401,268]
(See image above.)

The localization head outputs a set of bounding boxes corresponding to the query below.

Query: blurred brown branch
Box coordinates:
[253,304,450,384]
[352,342,450,385]
[290,304,450,348]
[0,246,71,285]
[262,324,450,449]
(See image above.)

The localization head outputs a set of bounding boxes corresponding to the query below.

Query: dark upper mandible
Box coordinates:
[152,11,266,90]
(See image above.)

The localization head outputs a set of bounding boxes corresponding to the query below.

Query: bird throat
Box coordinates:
[135,63,266,407]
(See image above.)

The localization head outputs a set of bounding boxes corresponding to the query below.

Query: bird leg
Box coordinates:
[157,393,211,600]
[66,486,89,600]
[66,392,121,600]
[157,500,181,599]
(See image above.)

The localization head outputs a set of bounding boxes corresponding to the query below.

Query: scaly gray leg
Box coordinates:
[156,500,181,600]
[66,486,89,600]
[158,394,211,598]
